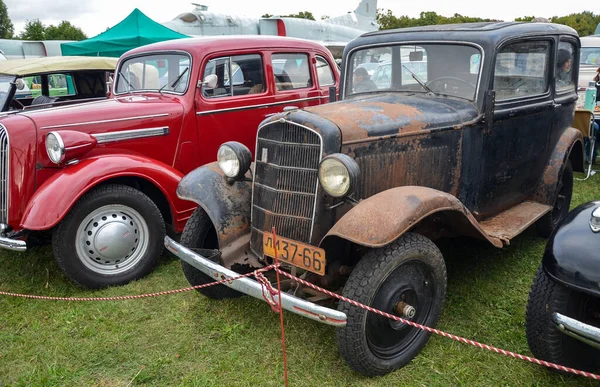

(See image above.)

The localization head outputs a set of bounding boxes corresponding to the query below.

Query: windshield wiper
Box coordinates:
[159,67,189,94]
[119,71,135,92]
[402,64,436,95]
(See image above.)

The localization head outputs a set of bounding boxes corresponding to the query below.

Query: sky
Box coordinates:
[4,0,596,38]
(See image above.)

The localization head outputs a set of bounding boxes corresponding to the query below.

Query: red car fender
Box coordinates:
[21,155,196,231]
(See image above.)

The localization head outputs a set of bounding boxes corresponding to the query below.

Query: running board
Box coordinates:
[479,201,551,243]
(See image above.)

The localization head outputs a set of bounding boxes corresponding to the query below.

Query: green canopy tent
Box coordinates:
[61,9,190,57]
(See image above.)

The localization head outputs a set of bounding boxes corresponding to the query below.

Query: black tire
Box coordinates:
[525,265,600,372]
[180,208,242,299]
[536,160,573,238]
[336,233,447,376]
[52,184,165,289]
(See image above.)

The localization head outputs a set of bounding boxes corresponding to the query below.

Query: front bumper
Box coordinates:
[553,312,600,349]
[0,234,26,251]
[164,236,347,327]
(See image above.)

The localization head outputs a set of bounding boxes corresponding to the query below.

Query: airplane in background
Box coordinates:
[162,0,378,57]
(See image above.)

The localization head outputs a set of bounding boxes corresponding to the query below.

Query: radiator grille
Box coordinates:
[0,125,9,225]
[250,121,322,258]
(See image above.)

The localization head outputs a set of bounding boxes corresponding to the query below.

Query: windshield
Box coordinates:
[581,47,600,66]
[347,43,482,100]
[0,75,16,109]
[115,53,191,94]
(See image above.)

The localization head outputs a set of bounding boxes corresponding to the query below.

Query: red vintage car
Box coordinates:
[0,36,339,288]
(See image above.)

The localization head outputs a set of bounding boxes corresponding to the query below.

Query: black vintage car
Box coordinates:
[165,22,584,376]
[526,201,600,372]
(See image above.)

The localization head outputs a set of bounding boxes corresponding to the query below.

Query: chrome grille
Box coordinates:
[250,121,322,258]
[0,124,8,224]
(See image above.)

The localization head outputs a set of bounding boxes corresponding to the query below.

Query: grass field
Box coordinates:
[0,171,598,386]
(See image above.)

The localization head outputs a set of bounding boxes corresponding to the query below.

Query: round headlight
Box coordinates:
[318,154,360,198]
[46,132,65,164]
[217,141,252,179]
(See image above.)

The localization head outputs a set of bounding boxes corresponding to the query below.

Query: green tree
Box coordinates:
[45,21,87,41]
[262,11,315,20]
[514,16,536,22]
[0,0,13,39]
[550,11,600,36]
[376,10,500,30]
[19,19,45,40]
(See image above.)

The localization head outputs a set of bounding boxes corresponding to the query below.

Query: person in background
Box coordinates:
[353,67,377,93]
[556,48,573,88]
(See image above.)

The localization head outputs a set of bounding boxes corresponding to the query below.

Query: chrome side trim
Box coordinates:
[92,127,169,144]
[196,96,325,116]
[553,312,600,350]
[164,236,347,326]
[40,113,170,130]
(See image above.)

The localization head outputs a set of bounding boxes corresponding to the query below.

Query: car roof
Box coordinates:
[0,56,118,76]
[349,22,578,53]
[122,35,332,58]
[581,35,600,48]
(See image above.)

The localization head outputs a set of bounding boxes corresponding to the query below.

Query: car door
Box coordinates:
[550,38,578,154]
[195,52,277,165]
[476,38,554,216]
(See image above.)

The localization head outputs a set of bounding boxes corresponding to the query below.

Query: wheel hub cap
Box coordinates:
[76,204,149,275]
[86,214,139,265]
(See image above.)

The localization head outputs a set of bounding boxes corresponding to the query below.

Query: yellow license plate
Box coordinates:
[263,232,326,276]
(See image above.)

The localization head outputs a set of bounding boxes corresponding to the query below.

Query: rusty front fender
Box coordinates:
[533,127,584,206]
[176,162,252,248]
[322,186,504,248]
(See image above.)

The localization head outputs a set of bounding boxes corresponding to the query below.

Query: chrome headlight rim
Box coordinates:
[318,153,360,198]
[217,141,252,179]
[46,131,65,164]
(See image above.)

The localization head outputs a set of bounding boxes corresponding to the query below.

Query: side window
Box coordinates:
[493,41,550,100]
[272,53,312,90]
[48,73,76,96]
[316,56,335,86]
[202,54,265,98]
[556,41,575,92]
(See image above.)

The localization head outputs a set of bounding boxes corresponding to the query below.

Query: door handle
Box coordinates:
[553,103,562,108]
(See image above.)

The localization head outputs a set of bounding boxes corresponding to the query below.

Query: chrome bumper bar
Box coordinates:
[164,236,347,327]
[0,235,26,251]
[553,312,600,349]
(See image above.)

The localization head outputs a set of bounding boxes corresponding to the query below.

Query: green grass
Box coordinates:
[0,172,599,386]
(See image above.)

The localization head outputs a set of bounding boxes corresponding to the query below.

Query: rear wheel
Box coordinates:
[536,160,573,238]
[336,233,447,376]
[180,208,242,299]
[526,265,600,372]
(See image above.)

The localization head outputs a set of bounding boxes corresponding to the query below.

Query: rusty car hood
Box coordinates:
[303,93,480,143]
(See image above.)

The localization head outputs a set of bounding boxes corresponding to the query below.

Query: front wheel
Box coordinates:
[525,265,600,372]
[336,233,447,376]
[52,184,165,289]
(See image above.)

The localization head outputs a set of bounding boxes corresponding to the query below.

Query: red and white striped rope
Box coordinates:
[0,264,277,302]
[275,267,600,380]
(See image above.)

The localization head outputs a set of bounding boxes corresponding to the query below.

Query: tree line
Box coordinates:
[0,1,598,42]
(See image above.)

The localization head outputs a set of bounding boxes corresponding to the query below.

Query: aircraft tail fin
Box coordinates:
[354,0,377,21]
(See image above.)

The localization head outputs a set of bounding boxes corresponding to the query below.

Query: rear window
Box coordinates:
[272,53,312,90]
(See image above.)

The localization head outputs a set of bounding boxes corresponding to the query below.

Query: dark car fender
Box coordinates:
[322,186,504,248]
[176,162,252,248]
[542,200,600,298]
[533,127,584,206]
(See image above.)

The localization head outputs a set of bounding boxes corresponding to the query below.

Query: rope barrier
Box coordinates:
[2,259,599,380]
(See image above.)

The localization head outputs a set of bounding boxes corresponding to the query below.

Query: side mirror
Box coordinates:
[202,74,218,89]
[14,78,25,91]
